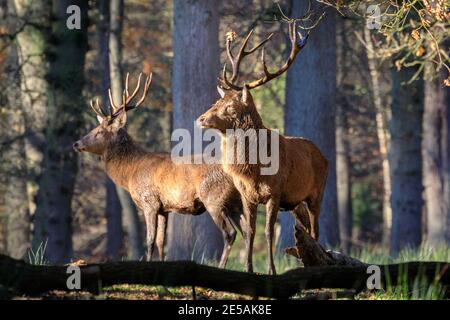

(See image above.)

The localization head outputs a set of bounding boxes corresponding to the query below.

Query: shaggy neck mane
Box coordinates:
[103,130,146,189]
[222,104,267,180]
[234,105,265,131]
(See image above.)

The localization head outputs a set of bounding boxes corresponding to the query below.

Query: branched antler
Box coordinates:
[90,72,152,120]
[219,21,308,91]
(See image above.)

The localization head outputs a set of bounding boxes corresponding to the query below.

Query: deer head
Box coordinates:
[197,21,308,132]
[73,73,152,155]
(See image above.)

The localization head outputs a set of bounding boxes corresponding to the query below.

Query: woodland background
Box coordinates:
[0,0,449,269]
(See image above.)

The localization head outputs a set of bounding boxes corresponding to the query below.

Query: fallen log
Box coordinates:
[0,254,449,299]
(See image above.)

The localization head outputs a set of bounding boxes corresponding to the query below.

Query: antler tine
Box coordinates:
[226,29,255,83]
[261,47,270,78]
[125,72,130,97]
[90,97,107,118]
[243,32,274,55]
[108,88,119,115]
[221,63,241,91]
[125,72,143,105]
[130,72,152,109]
[96,98,107,117]
[122,84,127,110]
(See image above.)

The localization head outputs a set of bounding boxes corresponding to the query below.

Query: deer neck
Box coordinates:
[103,130,145,190]
[220,111,266,181]
[234,108,265,131]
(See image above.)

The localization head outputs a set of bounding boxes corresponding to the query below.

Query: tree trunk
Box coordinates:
[364,28,392,247]
[97,0,124,261]
[32,0,88,263]
[108,0,144,260]
[105,179,124,259]
[2,1,30,260]
[336,17,352,253]
[12,0,51,218]
[389,67,424,255]
[336,103,352,252]
[282,2,339,248]
[168,0,223,261]
[4,112,30,260]
[423,70,450,246]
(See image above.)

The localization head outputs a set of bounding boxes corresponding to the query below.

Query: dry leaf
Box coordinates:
[65,259,87,266]
[415,46,426,57]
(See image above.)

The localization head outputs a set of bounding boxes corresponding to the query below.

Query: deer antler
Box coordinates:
[220,21,308,91]
[91,72,152,119]
[90,97,108,118]
[224,30,274,86]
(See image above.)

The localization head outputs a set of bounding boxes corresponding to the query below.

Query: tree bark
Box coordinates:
[389,67,424,255]
[364,28,392,247]
[4,89,30,260]
[1,254,448,299]
[32,0,88,263]
[2,0,30,260]
[336,104,352,252]
[423,70,450,246]
[108,0,144,260]
[12,0,51,218]
[97,0,124,261]
[168,0,223,261]
[336,18,352,253]
[282,2,339,248]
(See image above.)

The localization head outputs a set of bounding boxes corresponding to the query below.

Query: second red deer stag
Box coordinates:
[197,22,328,274]
[73,73,244,267]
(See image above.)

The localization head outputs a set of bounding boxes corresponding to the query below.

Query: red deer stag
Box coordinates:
[197,22,328,274]
[73,73,244,267]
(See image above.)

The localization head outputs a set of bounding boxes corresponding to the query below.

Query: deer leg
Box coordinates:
[218,216,237,269]
[241,200,258,273]
[265,198,279,275]
[208,208,237,269]
[156,212,168,261]
[143,205,159,262]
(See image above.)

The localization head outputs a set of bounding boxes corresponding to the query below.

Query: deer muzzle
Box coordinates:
[196,114,216,129]
[72,141,85,152]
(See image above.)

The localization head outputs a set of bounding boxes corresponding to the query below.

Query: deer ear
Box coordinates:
[111,110,127,130]
[217,86,225,98]
[241,85,249,104]
[96,115,104,124]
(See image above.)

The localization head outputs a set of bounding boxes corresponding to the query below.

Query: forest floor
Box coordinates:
[9,244,450,300]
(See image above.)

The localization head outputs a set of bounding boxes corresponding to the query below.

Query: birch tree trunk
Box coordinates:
[423,69,450,246]
[363,27,392,247]
[282,2,340,248]
[389,66,424,255]
[98,0,124,260]
[167,0,223,261]
[32,0,88,263]
[108,0,144,260]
